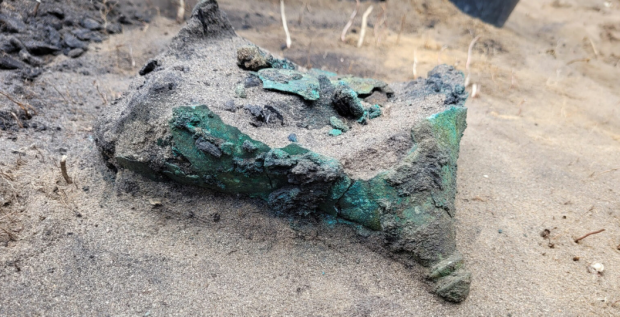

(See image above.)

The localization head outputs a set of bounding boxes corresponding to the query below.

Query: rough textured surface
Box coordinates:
[2,0,619,315]
[96,0,470,302]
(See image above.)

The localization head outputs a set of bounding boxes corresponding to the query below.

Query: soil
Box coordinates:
[1,0,619,316]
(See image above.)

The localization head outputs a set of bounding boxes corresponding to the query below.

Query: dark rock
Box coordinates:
[244,74,262,88]
[139,59,160,76]
[68,48,85,58]
[195,138,222,158]
[63,33,87,49]
[0,13,27,33]
[133,12,151,23]
[243,104,263,118]
[72,29,94,41]
[45,26,62,47]
[20,67,43,81]
[0,56,27,70]
[23,40,60,55]
[9,37,25,51]
[19,50,44,67]
[0,35,19,54]
[332,85,365,119]
[42,7,65,20]
[223,100,236,112]
[191,0,235,38]
[106,23,122,34]
[117,14,132,25]
[81,18,102,31]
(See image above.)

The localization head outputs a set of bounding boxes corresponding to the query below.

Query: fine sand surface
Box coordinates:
[1,0,619,316]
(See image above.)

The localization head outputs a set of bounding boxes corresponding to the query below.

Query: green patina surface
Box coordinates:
[329,116,349,132]
[330,76,393,96]
[117,103,466,230]
[338,105,467,232]
[257,69,320,101]
[119,105,351,215]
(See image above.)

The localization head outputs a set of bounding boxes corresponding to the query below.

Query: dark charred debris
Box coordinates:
[0,0,156,81]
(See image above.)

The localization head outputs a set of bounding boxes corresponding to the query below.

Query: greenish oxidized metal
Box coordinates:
[330,76,394,96]
[257,69,320,101]
[98,0,473,303]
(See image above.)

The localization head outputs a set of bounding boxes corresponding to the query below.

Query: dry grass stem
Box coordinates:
[0,90,35,118]
[0,226,17,241]
[412,49,418,79]
[340,0,360,42]
[574,229,605,243]
[567,58,590,65]
[32,0,41,17]
[471,83,479,98]
[60,155,73,185]
[129,46,136,68]
[357,5,374,48]
[465,35,481,87]
[177,0,186,23]
[10,112,23,128]
[46,81,71,104]
[95,82,108,105]
[280,0,292,49]
[587,37,599,57]
[396,14,406,45]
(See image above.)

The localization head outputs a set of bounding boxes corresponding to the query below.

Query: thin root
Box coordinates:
[574,229,605,243]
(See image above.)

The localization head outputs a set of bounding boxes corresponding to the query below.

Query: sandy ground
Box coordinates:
[1,0,619,316]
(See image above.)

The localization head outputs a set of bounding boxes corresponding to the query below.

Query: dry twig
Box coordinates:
[412,49,418,79]
[341,0,360,42]
[0,227,17,241]
[33,0,41,17]
[280,0,292,49]
[60,155,73,185]
[10,112,23,129]
[0,91,35,118]
[396,14,406,45]
[177,0,186,23]
[357,5,374,48]
[587,37,599,57]
[471,84,480,98]
[464,35,481,87]
[46,81,72,104]
[95,81,108,105]
[574,229,605,243]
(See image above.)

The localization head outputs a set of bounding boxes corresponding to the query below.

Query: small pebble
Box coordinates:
[235,84,246,98]
[223,100,236,112]
[67,48,85,58]
[498,229,503,234]
[368,104,382,119]
[288,133,298,142]
[588,262,604,274]
[329,129,342,136]
[329,116,349,132]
